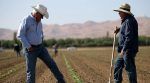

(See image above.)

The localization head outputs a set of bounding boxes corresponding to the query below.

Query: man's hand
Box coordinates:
[119,50,124,58]
[114,26,120,34]
[28,47,34,52]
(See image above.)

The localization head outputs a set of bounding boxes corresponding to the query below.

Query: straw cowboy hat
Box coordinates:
[114,3,133,15]
[32,4,49,19]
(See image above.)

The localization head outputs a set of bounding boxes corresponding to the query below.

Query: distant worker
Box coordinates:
[52,44,59,57]
[113,3,138,83]
[17,4,65,83]
[14,43,21,57]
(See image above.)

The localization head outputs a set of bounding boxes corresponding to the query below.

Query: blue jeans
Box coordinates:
[24,45,65,83]
[114,51,137,83]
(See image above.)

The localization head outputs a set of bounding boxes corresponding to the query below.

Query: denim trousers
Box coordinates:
[24,45,65,83]
[114,52,137,83]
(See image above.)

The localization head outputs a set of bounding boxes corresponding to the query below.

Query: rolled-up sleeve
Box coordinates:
[17,18,31,49]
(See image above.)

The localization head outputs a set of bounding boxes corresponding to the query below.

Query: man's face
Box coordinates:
[118,11,126,20]
[35,12,43,22]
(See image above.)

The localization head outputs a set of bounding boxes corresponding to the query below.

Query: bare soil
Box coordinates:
[0,47,150,83]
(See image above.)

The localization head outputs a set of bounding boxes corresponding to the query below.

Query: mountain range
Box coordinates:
[0,16,150,40]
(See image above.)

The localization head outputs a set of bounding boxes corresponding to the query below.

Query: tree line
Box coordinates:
[0,36,150,48]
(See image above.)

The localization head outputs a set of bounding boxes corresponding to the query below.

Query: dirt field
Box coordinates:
[0,46,150,83]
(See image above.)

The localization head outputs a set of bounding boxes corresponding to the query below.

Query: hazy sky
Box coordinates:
[0,0,150,30]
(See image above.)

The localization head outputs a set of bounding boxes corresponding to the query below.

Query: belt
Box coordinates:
[31,44,42,47]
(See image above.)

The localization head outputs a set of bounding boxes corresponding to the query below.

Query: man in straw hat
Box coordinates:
[113,3,138,83]
[17,4,65,83]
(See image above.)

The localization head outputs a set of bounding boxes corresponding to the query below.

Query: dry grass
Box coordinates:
[0,46,150,83]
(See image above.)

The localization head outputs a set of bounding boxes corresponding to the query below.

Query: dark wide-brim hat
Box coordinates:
[114,3,133,16]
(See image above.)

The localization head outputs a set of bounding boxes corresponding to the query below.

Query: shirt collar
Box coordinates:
[30,14,36,22]
[121,15,131,23]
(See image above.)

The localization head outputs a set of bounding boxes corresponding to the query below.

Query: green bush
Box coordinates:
[0,36,150,48]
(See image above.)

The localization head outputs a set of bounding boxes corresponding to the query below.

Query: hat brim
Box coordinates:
[114,9,133,16]
[32,6,49,19]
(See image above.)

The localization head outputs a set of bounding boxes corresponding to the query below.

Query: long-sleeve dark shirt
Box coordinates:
[118,15,138,53]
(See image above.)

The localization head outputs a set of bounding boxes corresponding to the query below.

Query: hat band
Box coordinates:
[120,7,130,11]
